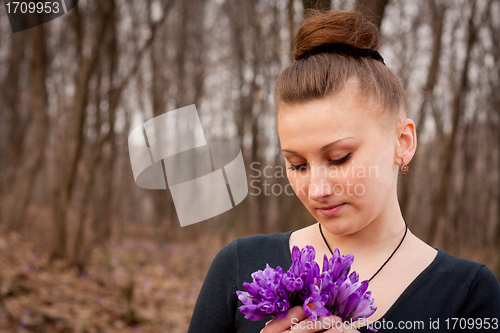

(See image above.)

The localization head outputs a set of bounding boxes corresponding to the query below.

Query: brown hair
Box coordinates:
[274,10,408,134]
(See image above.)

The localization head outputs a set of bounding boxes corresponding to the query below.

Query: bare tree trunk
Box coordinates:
[488,8,500,277]
[289,0,296,62]
[1,25,48,232]
[115,109,133,244]
[222,1,251,234]
[72,0,173,262]
[400,0,446,216]
[427,2,478,246]
[147,0,175,238]
[496,118,500,246]
[355,0,390,28]
[496,116,500,278]
[191,0,207,106]
[149,36,169,231]
[175,0,189,109]
[186,0,208,240]
[0,33,26,187]
[72,100,103,268]
[92,0,119,247]
[496,122,500,278]
[51,0,113,260]
[246,2,268,234]
[449,117,475,251]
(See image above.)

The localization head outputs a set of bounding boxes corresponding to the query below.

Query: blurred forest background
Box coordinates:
[0,0,499,331]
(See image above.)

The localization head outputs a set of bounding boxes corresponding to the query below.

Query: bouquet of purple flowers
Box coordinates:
[236,245,377,331]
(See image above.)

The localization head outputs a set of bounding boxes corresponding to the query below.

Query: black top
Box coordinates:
[188,231,500,332]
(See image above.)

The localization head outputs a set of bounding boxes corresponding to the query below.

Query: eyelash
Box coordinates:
[287,153,352,171]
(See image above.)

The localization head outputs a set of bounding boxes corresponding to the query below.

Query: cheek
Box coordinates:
[287,172,308,199]
[345,166,370,198]
[350,152,394,202]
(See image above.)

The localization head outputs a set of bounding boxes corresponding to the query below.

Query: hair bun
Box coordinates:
[294,11,379,61]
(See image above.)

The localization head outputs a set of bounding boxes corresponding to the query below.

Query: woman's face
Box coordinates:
[277,83,403,236]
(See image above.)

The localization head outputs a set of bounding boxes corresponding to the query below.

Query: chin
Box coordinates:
[317,218,353,235]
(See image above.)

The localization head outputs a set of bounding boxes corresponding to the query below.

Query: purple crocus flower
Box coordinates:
[237,264,290,320]
[292,245,315,264]
[333,273,376,323]
[336,277,366,310]
[322,248,354,279]
[303,293,331,321]
[283,258,305,294]
[238,304,266,321]
[237,244,377,331]
[318,270,342,309]
[298,260,321,301]
[351,290,377,322]
[283,245,319,297]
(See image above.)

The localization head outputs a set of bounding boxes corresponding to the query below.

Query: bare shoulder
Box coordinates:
[289,224,317,249]
[288,224,333,264]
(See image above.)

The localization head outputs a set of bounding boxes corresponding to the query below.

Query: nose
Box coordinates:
[308,163,334,201]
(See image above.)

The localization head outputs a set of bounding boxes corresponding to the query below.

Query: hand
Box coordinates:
[260,305,360,333]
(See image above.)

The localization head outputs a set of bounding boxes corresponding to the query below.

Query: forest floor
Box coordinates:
[0,224,221,333]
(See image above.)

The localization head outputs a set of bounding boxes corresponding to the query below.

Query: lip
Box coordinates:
[317,203,345,216]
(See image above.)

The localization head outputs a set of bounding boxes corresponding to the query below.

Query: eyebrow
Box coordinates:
[281,137,354,155]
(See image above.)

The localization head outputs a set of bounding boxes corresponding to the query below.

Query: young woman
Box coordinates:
[188,10,500,333]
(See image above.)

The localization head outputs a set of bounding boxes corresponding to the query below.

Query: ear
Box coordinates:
[394,118,417,168]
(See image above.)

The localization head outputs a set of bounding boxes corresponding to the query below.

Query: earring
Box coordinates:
[400,158,409,174]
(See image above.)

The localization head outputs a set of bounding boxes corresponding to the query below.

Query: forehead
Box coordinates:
[277,85,382,149]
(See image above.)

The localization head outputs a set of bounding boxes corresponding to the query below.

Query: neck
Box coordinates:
[318,196,407,261]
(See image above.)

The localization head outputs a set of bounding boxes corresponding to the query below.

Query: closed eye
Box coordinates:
[287,153,352,171]
[329,153,352,165]
[288,162,307,171]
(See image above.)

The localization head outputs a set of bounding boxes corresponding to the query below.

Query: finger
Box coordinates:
[264,305,307,332]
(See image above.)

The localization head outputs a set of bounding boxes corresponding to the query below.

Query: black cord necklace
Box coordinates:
[319,220,408,282]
